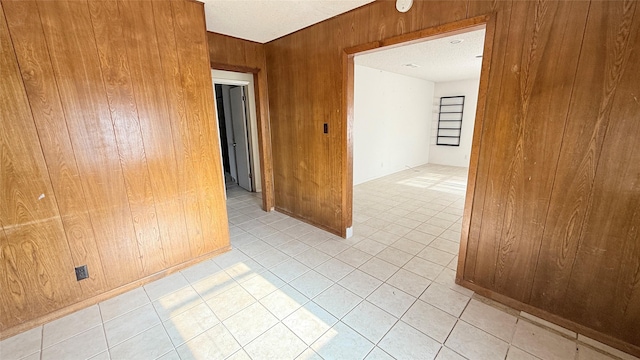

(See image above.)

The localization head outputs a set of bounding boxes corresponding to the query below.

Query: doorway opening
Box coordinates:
[342,16,494,281]
[212,70,262,196]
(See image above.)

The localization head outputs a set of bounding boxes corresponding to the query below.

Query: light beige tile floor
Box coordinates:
[2,164,638,360]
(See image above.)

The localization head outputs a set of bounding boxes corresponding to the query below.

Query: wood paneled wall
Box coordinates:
[206,32,274,211]
[262,0,640,354]
[0,0,229,338]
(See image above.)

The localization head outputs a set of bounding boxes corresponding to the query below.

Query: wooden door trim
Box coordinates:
[210,62,274,212]
[341,15,495,275]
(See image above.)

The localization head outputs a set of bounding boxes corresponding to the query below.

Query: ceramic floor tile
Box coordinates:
[42,305,102,348]
[262,232,297,247]
[283,301,338,345]
[42,326,107,360]
[223,302,278,345]
[511,320,577,360]
[367,283,416,318]
[206,285,256,321]
[520,312,577,338]
[109,324,173,360]
[401,300,457,343]
[88,351,110,360]
[343,301,398,343]
[403,229,437,245]
[416,223,448,237]
[315,258,355,281]
[446,321,509,360]
[506,346,540,360]
[430,238,460,255]
[376,247,414,267]
[244,323,307,359]
[359,258,399,281]
[224,258,265,282]
[289,270,334,299]
[384,223,413,237]
[420,283,470,317]
[403,257,445,280]
[353,238,388,256]
[180,260,223,283]
[295,248,332,268]
[176,323,240,360]
[368,230,402,245]
[391,238,426,255]
[162,302,220,346]
[296,348,323,360]
[335,247,373,268]
[436,347,467,360]
[311,321,374,360]
[191,270,238,301]
[153,286,203,321]
[338,269,383,298]
[417,246,456,266]
[259,284,309,320]
[104,303,160,346]
[99,287,150,322]
[386,268,432,297]
[144,272,190,300]
[578,335,640,360]
[239,271,286,299]
[577,344,618,360]
[279,239,312,257]
[314,284,363,319]
[460,299,517,342]
[227,349,252,360]
[252,248,291,269]
[0,325,42,360]
[156,350,181,360]
[379,321,441,360]
[365,347,396,360]
[271,258,311,282]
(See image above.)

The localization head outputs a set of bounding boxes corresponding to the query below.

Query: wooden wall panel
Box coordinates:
[172,0,229,255]
[2,0,107,297]
[260,0,640,353]
[1,0,228,337]
[89,0,165,276]
[153,0,205,259]
[206,32,274,212]
[37,0,142,288]
[0,2,82,328]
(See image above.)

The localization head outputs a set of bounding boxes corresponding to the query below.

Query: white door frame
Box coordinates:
[212,69,262,193]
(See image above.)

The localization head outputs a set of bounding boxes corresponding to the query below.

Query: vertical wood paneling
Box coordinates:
[531,0,637,313]
[173,0,229,255]
[551,0,640,340]
[260,0,640,352]
[0,2,82,328]
[119,0,192,267]
[1,0,229,337]
[89,0,165,276]
[153,0,205,259]
[37,0,142,288]
[2,0,107,296]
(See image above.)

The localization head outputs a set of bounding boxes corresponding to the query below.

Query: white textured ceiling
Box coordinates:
[355,29,486,83]
[203,0,374,44]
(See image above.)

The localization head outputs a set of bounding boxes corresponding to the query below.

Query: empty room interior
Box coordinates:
[1,1,639,360]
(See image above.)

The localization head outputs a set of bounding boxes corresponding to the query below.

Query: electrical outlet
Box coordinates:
[75,265,89,281]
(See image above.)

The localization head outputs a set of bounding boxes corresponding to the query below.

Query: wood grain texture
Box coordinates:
[260,0,640,352]
[172,0,229,255]
[1,0,229,337]
[0,1,82,329]
[89,0,165,276]
[2,0,107,297]
[207,32,274,212]
[265,0,468,234]
[531,0,637,314]
[37,0,142,288]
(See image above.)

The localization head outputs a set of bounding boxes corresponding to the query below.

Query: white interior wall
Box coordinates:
[353,65,434,185]
[429,78,480,167]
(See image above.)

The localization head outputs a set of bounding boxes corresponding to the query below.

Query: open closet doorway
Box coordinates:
[212,70,262,195]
